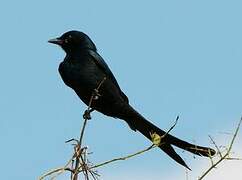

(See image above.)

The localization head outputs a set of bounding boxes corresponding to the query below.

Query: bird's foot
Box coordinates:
[83,109,94,120]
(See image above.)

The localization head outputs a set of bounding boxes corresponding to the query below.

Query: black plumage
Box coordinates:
[49,31,215,169]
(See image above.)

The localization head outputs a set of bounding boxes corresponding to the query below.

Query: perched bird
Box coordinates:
[48,31,215,169]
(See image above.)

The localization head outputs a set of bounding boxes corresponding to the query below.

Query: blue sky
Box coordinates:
[0,0,241,179]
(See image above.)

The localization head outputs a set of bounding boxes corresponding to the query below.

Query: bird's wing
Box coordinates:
[88,50,129,103]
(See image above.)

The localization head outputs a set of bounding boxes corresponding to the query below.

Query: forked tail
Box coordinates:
[119,105,216,169]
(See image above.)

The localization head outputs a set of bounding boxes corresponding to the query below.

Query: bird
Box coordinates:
[48,30,216,169]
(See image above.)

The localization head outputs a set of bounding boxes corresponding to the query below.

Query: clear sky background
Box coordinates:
[0,0,241,179]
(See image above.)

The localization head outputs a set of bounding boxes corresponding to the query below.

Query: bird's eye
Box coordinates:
[64,35,72,44]
[64,39,69,43]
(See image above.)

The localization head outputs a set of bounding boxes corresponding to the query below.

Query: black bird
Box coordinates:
[48,30,215,169]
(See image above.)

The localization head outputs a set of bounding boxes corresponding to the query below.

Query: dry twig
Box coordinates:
[72,77,106,180]
[198,117,242,180]
[38,77,180,180]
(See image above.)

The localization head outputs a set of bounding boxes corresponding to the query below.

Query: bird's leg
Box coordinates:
[83,108,95,120]
[83,78,105,120]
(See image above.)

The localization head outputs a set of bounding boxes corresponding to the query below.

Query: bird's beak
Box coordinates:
[48,38,63,45]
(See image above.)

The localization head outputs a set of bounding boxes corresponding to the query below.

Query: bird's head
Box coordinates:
[48,30,96,54]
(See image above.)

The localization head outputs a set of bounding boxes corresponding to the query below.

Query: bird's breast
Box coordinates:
[58,59,105,103]
[58,57,129,116]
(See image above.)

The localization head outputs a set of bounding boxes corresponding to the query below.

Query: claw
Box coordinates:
[83,110,92,120]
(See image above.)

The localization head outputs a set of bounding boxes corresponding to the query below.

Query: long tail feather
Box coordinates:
[118,105,216,169]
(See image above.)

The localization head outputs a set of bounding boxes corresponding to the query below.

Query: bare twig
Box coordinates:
[78,115,179,173]
[89,144,155,170]
[39,80,181,180]
[163,115,179,138]
[198,117,242,180]
[72,77,106,180]
[39,77,106,180]
[208,135,222,158]
[39,156,74,180]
